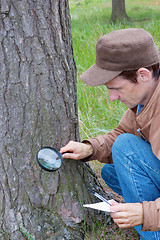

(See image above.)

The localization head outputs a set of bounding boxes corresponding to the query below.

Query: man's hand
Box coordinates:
[110,200,143,228]
[60,141,93,160]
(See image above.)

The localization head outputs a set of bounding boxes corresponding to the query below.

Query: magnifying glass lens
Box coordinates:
[37,147,62,171]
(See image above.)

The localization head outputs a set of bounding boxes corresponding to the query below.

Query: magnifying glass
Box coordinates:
[36,147,63,172]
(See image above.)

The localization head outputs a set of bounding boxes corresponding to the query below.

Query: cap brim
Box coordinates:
[80,64,122,86]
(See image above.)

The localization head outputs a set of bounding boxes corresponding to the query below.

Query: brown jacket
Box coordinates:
[84,78,160,231]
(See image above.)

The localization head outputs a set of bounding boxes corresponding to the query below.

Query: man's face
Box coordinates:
[104,75,154,108]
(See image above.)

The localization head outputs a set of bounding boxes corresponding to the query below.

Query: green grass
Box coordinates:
[84,222,140,240]
[20,227,35,240]
[69,0,160,239]
[69,0,160,140]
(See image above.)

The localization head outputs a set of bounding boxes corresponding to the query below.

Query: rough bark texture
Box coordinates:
[0,0,113,239]
[111,0,130,23]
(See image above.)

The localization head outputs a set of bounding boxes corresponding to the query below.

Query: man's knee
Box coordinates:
[112,133,136,154]
[112,133,139,165]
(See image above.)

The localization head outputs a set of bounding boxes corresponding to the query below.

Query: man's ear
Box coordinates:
[137,68,152,83]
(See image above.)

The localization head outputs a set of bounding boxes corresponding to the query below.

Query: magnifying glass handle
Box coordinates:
[61,151,73,158]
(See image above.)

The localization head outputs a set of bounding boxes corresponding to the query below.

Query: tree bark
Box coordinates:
[0,0,113,239]
[111,0,130,23]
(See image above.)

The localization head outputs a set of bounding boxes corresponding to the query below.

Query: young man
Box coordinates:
[60,28,160,239]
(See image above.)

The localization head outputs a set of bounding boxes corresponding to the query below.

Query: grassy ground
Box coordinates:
[69,0,160,239]
[69,0,160,139]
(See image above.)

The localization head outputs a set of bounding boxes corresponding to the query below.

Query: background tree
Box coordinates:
[111,0,130,23]
[0,0,113,239]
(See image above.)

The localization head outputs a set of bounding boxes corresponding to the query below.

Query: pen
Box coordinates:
[88,188,112,206]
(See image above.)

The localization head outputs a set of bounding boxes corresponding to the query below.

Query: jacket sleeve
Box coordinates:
[142,198,160,231]
[82,108,138,163]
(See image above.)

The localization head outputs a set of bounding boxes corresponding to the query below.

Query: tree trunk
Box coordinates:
[0,0,113,239]
[111,0,130,23]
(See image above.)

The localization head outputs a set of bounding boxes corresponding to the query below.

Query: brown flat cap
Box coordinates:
[80,28,160,86]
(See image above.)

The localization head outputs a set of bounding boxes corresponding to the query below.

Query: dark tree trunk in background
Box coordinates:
[0,0,113,239]
[111,0,130,23]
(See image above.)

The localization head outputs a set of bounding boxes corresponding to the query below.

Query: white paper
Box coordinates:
[83,200,114,212]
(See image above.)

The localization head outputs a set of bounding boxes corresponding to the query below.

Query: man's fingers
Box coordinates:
[62,153,80,160]
[60,141,74,154]
[60,141,93,160]
[113,217,133,228]
[116,223,131,228]
[110,211,126,220]
[110,202,143,228]
[110,202,125,212]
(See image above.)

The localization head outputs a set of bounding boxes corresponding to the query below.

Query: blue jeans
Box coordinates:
[101,133,160,240]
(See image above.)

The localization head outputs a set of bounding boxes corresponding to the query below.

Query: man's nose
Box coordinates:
[108,89,119,102]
